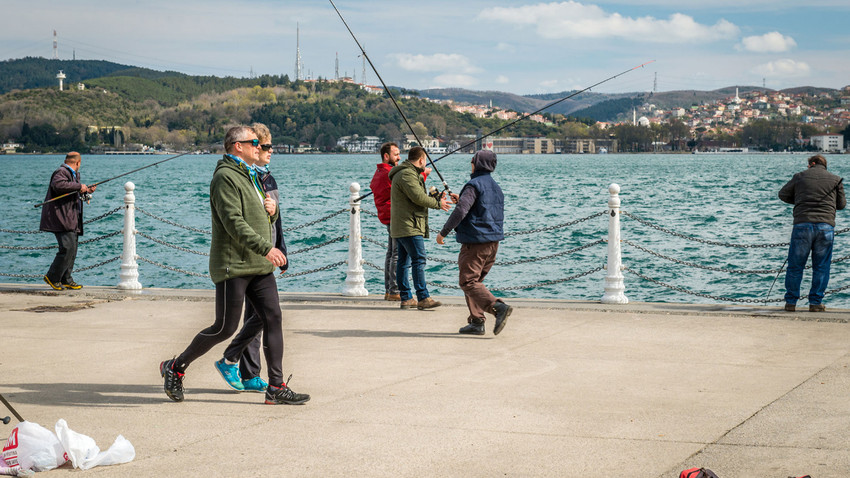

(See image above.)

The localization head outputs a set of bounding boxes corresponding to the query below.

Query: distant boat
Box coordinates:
[598,147,608,154]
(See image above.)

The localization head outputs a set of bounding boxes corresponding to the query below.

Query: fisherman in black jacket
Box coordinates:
[39,152,97,290]
[779,154,845,312]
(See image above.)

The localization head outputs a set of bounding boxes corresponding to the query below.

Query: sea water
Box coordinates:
[1,153,848,307]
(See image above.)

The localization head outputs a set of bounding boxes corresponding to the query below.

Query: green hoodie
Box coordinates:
[388,159,441,238]
[208,155,279,283]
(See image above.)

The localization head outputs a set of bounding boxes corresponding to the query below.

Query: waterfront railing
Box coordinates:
[2,181,849,306]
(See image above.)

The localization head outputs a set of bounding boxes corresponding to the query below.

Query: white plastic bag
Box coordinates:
[1,421,68,472]
[54,419,135,470]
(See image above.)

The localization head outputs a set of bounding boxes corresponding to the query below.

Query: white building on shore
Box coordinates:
[810,134,844,153]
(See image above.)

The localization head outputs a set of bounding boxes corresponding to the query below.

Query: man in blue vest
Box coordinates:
[436,150,512,335]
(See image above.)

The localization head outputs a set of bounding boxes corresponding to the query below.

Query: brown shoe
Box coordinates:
[417,297,442,310]
[809,304,826,312]
[784,303,795,312]
[400,298,418,309]
[384,293,401,301]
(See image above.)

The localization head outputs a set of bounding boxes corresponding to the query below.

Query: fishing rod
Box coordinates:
[350,59,654,203]
[0,392,24,424]
[328,0,453,199]
[34,151,194,208]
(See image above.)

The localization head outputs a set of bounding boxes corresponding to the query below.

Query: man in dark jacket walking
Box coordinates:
[779,154,845,312]
[39,152,96,290]
[436,150,512,335]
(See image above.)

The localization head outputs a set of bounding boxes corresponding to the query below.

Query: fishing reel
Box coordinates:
[81,192,93,204]
[428,186,444,200]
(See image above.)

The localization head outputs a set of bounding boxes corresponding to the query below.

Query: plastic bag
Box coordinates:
[54,419,134,470]
[1,421,68,472]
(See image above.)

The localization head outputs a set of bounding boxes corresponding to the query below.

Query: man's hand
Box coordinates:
[265,248,287,267]
[264,193,276,216]
[80,184,96,193]
[449,192,459,204]
[424,167,432,176]
[439,194,452,211]
[436,234,445,245]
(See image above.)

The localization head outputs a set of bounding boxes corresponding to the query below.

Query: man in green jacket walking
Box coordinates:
[160,125,309,406]
[389,146,453,310]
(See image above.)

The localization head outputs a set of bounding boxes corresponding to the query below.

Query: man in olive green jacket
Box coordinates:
[389,146,453,310]
[160,125,309,406]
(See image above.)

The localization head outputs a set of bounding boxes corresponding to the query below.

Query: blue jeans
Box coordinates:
[395,235,429,301]
[784,222,834,306]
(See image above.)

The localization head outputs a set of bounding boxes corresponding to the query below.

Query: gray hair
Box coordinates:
[224,126,254,153]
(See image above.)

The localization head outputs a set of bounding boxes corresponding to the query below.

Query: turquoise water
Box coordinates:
[1,153,849,307]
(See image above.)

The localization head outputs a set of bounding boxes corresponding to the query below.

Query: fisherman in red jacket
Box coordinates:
[370,142,430,301]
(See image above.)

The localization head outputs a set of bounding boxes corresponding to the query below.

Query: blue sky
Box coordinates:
[2,0,848,95]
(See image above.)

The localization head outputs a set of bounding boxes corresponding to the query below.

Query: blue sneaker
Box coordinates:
[241,376,268,392]
[214,358,244,390]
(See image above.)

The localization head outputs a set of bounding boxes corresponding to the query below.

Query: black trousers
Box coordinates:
[223,302,264,380]
[177,273,284,385]
[46,231,78,283]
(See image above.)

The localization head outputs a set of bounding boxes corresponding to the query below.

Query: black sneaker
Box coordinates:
[265,376,310,405]
[493,301,513,336]
[159,358,185,402]
[43,275,63,291]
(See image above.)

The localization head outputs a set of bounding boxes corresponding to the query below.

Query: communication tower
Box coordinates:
[295,23,304,81]
[361,55,366,85]
[335,52,339,80]
[56,70,66,91]
[53,30,58,59]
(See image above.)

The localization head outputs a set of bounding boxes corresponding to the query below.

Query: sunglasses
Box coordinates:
[234,139,260,147]
[260,144,273,152]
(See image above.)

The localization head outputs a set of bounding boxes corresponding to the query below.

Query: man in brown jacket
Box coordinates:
[39,152,96,290]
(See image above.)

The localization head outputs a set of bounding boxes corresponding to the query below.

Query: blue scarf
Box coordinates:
[226,154,264,198]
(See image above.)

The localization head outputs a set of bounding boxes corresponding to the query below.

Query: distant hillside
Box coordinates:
[0,57,182,95]
[417,87,614,116]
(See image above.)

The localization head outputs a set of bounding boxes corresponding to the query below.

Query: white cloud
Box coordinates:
[539,79,560,89]
[390,53,480,74]
[496,75,509,84]
[478,1,739,43]
[739,32,797,53]
[432,74,478,88]
[752,59,811,78]
[496,42,515,52]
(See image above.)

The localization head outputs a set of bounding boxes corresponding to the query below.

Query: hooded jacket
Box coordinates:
[440,150,504,243]
[208,155,280,283]
[779,164,845,226]
[39,165,84,235]
[388,159,441,238]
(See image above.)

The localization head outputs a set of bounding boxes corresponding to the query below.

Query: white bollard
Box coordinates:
[601,183,628,304]
[117,181,142,290]
[342,182,368,296]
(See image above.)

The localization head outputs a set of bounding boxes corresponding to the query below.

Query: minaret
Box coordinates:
[53,30,58,59]
[361,55,366,85]
[295,23,303,81]
[335,52,339,80]
[56,70,66,91]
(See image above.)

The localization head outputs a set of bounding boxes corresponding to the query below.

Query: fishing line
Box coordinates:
[34,151,193,208]
[329,0,452,198]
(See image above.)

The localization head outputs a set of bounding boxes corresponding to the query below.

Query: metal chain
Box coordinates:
[137,255,211,278]
[135,206,213,235]
[504,211,606,237]
[74,255,121,272]
[282,261,346,278]
[622,239,783,274]
[361,209,378,217]
[425,266,605,291]
[0,207,121,234]
[281,209,347,233]
[0,230,121,250]
[498,239,605,265]
[84,206,124,225]
[623,266,783,303]
[288,235,347,255]
[0,271,42,278]
[363,260,383,271]
[137,231,209,256]
[622,211,789,248]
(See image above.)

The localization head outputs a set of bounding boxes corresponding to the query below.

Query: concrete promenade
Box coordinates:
[1,283,850,477]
